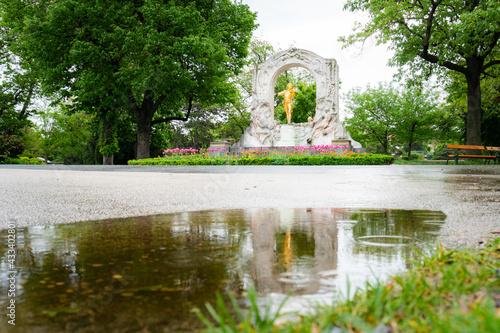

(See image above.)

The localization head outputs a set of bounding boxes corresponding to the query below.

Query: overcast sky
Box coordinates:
[241,0,398,96]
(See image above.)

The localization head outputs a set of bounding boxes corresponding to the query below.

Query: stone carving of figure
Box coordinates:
[308,112,337,144]
[277,83,299,125]
[295,117,316,144]
[250,111,280,146]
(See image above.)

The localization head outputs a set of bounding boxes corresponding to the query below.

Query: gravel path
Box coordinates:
[1,164,499,248]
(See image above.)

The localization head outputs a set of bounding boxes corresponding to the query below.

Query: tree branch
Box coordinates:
[419,0,468,75]
[127,91,139,114]
[153,95,167,111]
[483,59,500,72]
[18,81,35,120]
[397,20,424,40]
[481,31,500,68]
[151,97,194,125]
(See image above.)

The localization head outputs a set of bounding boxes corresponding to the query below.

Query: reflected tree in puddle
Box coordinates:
[0,208,446,332]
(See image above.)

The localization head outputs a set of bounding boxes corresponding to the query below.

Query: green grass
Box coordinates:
[197,238,500,332]
[394,159,496,165]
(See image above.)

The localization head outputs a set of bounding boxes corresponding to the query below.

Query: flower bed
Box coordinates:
[128,146,394,166]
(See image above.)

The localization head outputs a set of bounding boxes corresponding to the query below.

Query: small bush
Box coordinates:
[402,152,425,161]
[0,134,25,157]
[432,143,449,160]
[1,156,45,165]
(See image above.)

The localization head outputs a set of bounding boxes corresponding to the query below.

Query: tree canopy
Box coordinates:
[344,82,445,157]
[1,0,257,160]
[340,0,500,146]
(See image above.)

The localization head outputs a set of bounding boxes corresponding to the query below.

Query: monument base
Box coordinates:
[331,139,351,148]
[274,125,297,146]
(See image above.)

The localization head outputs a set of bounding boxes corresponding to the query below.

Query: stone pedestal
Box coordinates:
[331,139,351,148]
[209,141,232,149]
[208,141,232,157]
[275,125,297,146]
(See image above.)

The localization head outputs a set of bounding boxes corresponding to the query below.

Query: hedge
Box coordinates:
[128,154,394,166]
[0,156,46,165]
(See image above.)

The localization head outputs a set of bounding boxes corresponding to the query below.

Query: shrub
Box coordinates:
[402,152,425,161]
[0,134,25,157]
[432,143,449,160]
[1,156,45,165]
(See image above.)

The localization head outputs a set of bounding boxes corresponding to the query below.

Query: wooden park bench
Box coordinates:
[446,144,498,165]
[486,146,500,163]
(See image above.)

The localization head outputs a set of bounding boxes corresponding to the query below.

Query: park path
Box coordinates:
[1,164,499,248]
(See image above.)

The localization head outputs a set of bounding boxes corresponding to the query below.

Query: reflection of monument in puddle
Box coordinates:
[248,208,349,295]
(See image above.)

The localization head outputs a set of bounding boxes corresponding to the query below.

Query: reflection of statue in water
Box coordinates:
[277,83,299,125]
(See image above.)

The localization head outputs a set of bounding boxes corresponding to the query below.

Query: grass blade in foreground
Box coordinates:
[195,285,291,333]
[198,238,500,332]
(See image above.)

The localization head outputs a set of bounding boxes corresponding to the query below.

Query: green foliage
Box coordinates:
[0,134,25,157]
[340,0,500,146]
[292,82,316,123]
[195,285,289,333]
[35,107,94,164]
[166,105,222,149]
[0,48,39,136]
[274,68,316,124]
[98,136,119,157]
[0,0,258,159]
[446,65,500,146]
[344,82,445,158]
[1,156,45,165]
[432,143,450,160]
[401,152,424,161]
[343,83,397,154]
[128,153,395,166]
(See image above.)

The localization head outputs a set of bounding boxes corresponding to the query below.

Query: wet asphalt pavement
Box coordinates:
[1,164,499,248]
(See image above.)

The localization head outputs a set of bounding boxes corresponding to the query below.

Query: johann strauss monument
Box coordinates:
[234,48,360,149]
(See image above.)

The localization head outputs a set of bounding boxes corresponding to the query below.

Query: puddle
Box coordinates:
[0,208,445,332]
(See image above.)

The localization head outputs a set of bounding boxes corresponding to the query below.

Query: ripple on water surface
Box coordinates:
[0,208,446,332]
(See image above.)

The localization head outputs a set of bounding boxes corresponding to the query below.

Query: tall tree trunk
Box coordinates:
[18,81,35,121]
[407,122,416,160]
[102,155,113,165]
[465,60,483,146]
[135,107,153,160]
[129,91,159,160]
[102,116,114,165]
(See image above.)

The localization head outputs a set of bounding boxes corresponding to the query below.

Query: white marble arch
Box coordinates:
[235,48,358,148]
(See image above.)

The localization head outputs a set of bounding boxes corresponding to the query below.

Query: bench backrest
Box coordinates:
[446,144,485,150]
[486,146,500,152]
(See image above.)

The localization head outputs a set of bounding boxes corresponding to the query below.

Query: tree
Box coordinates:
[393,87,442,159]
[162,38,277,149]
[0,52,38,144]
[167,105,220,149]
[36,106,94,164]
[446,63,500,146]
[344,82,443,158]
[344,84,398,154]
[340,0,500,146]
[1,0,257,160]
[481,67,500,145]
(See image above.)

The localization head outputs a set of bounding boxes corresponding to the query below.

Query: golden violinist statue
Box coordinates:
[277,83,299,124]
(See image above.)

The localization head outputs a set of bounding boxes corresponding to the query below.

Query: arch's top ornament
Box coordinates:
[235,48,358,148]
